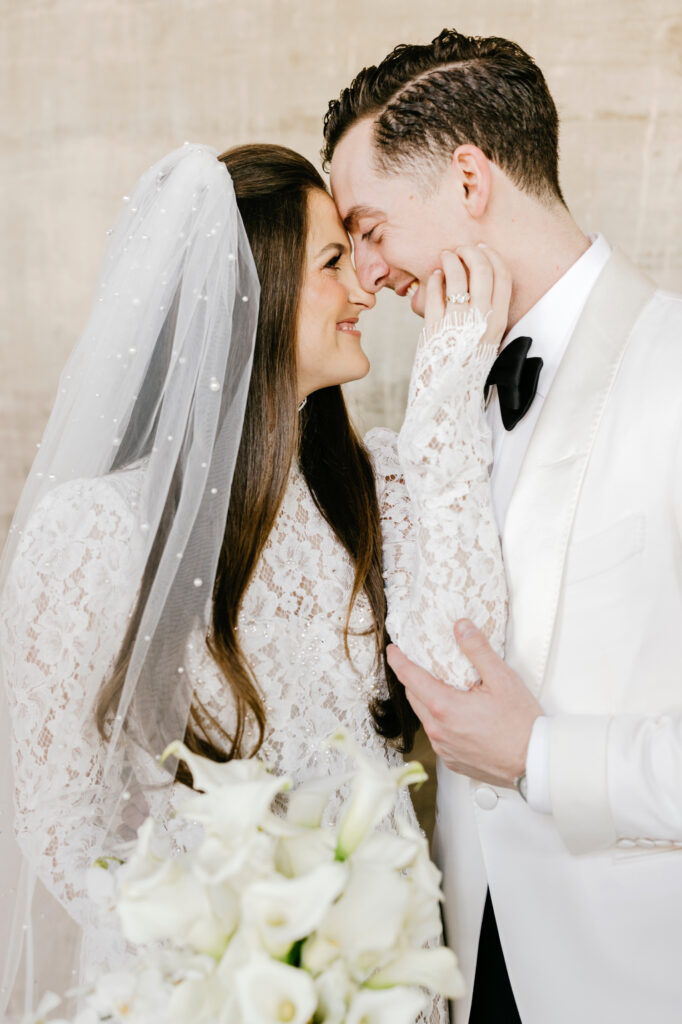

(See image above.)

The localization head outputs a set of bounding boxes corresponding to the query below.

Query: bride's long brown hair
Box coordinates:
[96,144,418,774]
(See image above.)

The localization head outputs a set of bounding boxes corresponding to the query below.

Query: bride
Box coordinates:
[0,142,507,1021]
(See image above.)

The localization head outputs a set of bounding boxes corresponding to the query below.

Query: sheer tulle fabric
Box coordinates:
[0,144,260,1018]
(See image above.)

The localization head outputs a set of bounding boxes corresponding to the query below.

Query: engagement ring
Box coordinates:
[447,292,470,305]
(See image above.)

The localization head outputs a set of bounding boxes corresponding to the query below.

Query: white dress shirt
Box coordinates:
[485,233,612,811]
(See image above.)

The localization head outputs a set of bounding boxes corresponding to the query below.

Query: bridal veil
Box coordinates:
[0,143,260,1018]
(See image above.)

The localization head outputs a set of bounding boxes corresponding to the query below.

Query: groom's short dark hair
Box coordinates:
[322,28,565,204]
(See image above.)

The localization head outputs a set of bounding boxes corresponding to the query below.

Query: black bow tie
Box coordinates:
[484,336,543,431]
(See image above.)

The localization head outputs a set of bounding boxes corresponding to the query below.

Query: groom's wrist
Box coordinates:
[524,715,553,813]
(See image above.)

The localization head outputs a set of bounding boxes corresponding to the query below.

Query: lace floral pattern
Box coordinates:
[378,309,507,684]
[0,311,507,1024]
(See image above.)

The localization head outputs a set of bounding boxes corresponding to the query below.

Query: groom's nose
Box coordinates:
[354,243,391,293]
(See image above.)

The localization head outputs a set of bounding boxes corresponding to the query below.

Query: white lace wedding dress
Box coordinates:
[0,312,507,1023]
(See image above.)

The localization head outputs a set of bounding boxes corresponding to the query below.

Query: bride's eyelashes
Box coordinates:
[325,253,342,270]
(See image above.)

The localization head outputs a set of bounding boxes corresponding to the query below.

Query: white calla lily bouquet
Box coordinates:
[30,731,464,1024]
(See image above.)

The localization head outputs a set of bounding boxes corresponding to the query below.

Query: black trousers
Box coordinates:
[468,890,522,1024]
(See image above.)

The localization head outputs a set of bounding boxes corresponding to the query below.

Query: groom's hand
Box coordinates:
[387,620,543,787]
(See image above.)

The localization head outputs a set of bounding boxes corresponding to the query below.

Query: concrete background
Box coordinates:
[2,0,681,832]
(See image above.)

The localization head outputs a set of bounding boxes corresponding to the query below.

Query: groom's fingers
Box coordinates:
[402,685,434,732]
[387,642,420,683]
[387,642,462,724]
[454,619,505,685]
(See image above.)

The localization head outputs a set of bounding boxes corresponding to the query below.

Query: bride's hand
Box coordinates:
[424,245,512,348]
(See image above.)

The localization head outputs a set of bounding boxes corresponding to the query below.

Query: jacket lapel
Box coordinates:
[502,250,655,698]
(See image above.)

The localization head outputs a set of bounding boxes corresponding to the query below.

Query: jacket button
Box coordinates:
[474,785,498,810]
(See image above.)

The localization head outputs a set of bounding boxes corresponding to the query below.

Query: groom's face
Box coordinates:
[330,119,480,317]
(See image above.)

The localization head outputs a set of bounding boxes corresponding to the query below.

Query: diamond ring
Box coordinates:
[447,292,470,304]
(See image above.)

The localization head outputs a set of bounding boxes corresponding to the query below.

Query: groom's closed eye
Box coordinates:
[342,204,385,236]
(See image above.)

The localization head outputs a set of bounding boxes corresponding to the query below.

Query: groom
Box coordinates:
[324,29,682,1024]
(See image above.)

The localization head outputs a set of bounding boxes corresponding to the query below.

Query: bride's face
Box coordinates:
[296,189,375,402]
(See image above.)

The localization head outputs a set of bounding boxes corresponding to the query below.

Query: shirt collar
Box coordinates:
[501,233,612,397]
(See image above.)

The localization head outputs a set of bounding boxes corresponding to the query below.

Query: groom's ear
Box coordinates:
[450,145,492,219]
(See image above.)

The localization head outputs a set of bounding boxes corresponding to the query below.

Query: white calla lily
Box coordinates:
[387,817,446,948]
[28,745,466,1024]
[367,946,466,1000]
[177,777,288,837]
[169,967,234,1024]
[299,932,340,975]
[191,833,248,885]
[349,830,421,872]
[162,740,281,793]
[285,773,350,828]
[242,861,348,957]
[395,814,444,900]
[164,741,290,843]
[345,986,429,1024]
[327,731,427,859]
[304,863,410,978]
[235,956,317,1024]
[313,963,356,1024]
[191,830,274,889]
[403,888,444,950]
[205,881,241,939]
[274,826,336,878]
[215,923,257,984]
[116,820,230,956]
[87,964,171,1024]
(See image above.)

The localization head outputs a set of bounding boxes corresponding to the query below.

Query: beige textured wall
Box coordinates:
[1,0,681,540]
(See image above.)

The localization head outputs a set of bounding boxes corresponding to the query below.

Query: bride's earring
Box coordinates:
[297,397,307,412]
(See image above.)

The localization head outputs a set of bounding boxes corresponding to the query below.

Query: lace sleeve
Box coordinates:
[0,475,145,928]
[367,309,507,688]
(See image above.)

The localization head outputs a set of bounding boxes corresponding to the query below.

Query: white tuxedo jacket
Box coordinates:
[434,250,682,1024]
